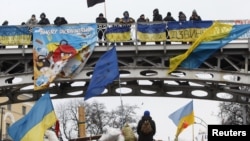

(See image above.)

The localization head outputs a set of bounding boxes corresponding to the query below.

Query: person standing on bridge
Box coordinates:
[137,14,148,45]
[189,9,202,21]
[163,12,176,45]
[178,11,188,44]
[26,14,38,48]
[152,8,163,45]
[38,12,50,25]
[119,11,135,46]
[96,13,108,46]
[0,20,8,49]
[189,9,202,45]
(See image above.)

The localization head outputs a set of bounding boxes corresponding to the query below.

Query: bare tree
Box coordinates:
[54,99,139,140]
[85,101,110,135]
[55,99,84,139]
[218,102,250,125]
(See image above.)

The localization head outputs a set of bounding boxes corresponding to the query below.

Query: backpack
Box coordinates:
[140,120,153,134]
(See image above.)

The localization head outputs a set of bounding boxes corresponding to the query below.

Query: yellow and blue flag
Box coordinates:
[105,26,131,42]
[0,25,31,45]
[8,92,57,141]
[169,100,194,137]
[137,23,167,42]
[84,46,119,101]
[167,21,213,42]
[180,23,250,69]
[168,22,250,73]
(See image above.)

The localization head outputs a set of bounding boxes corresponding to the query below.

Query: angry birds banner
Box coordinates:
[33,23,97,90]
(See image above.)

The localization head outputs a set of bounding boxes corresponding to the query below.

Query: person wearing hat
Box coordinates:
[189,9,202,21]
[137,14,148,45]
[96,13,107,46]
[137,14,147,23]
[120,11,135,24]
[136,110,156,141]
[26,14,38,27]
[119,11,135,46]
[152,8,163,45]
[0,20,9,49]
[38,12,50,25]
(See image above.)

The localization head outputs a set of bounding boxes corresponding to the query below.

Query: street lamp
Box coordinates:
[194,116,208,141]
[195,116,207,129]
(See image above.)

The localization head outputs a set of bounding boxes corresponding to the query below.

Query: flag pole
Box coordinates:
[192,124,195,141]
[104,1,107,19]
[192,99,195,141]
[118,77,124,128]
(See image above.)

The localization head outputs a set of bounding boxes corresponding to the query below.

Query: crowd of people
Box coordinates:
[0,9,202,48]
[95,9,201,46]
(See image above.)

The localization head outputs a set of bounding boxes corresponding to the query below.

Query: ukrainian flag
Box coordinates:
[105,26,131,42]
[169,100,194,137]
[168,22,250,74]
[0,25,31,45]
[180,23,250,69]
[137,23,167,42]
[8,92,57,141]
[167,21,213,42]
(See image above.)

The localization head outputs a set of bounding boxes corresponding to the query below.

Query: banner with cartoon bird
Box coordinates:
[33,23,97,91]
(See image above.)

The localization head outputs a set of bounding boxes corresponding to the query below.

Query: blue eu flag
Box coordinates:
[84,47,119,100]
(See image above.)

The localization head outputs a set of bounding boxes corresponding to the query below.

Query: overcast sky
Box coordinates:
[1,0,250,25]
[3,0,248,140]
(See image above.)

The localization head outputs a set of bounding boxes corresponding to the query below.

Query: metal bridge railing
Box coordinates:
[1,20,250,49]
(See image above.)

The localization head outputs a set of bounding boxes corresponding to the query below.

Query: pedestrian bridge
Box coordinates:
[1,20,250,105]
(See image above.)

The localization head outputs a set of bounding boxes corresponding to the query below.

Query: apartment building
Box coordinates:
[0,95,34,141]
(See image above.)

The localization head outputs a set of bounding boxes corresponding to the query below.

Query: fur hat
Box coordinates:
[123,11,129,16]
[40,12,46,18]
[144,110,150,116]
[99,13,104,17]
[153,8,159,15]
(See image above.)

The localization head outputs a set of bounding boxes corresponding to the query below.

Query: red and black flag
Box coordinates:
[87,0,105,7]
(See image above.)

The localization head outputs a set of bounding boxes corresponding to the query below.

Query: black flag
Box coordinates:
[87,0,105,7]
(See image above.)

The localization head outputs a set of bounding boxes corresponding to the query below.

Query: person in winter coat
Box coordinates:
[178,11,187,22]
[152,8,162,22]
[137,110,156,141]
[152,8,163,45]
[189,9,202,21]
[38,12,50,25]
[26,14,38,48]
[163,12,176,22]
[137,14,148,45]
[178,11,188,44]
[163,12,176,44]
[119,11,135,45]
[26,14,38,27]
[54,16,68,26]
[96,13,108,46]
[0,20,8,49]
[122,123,137,141]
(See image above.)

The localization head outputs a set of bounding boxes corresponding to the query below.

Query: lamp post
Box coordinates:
[195,116,207,128]
[0,107,4,141]
[194,116,208,141]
